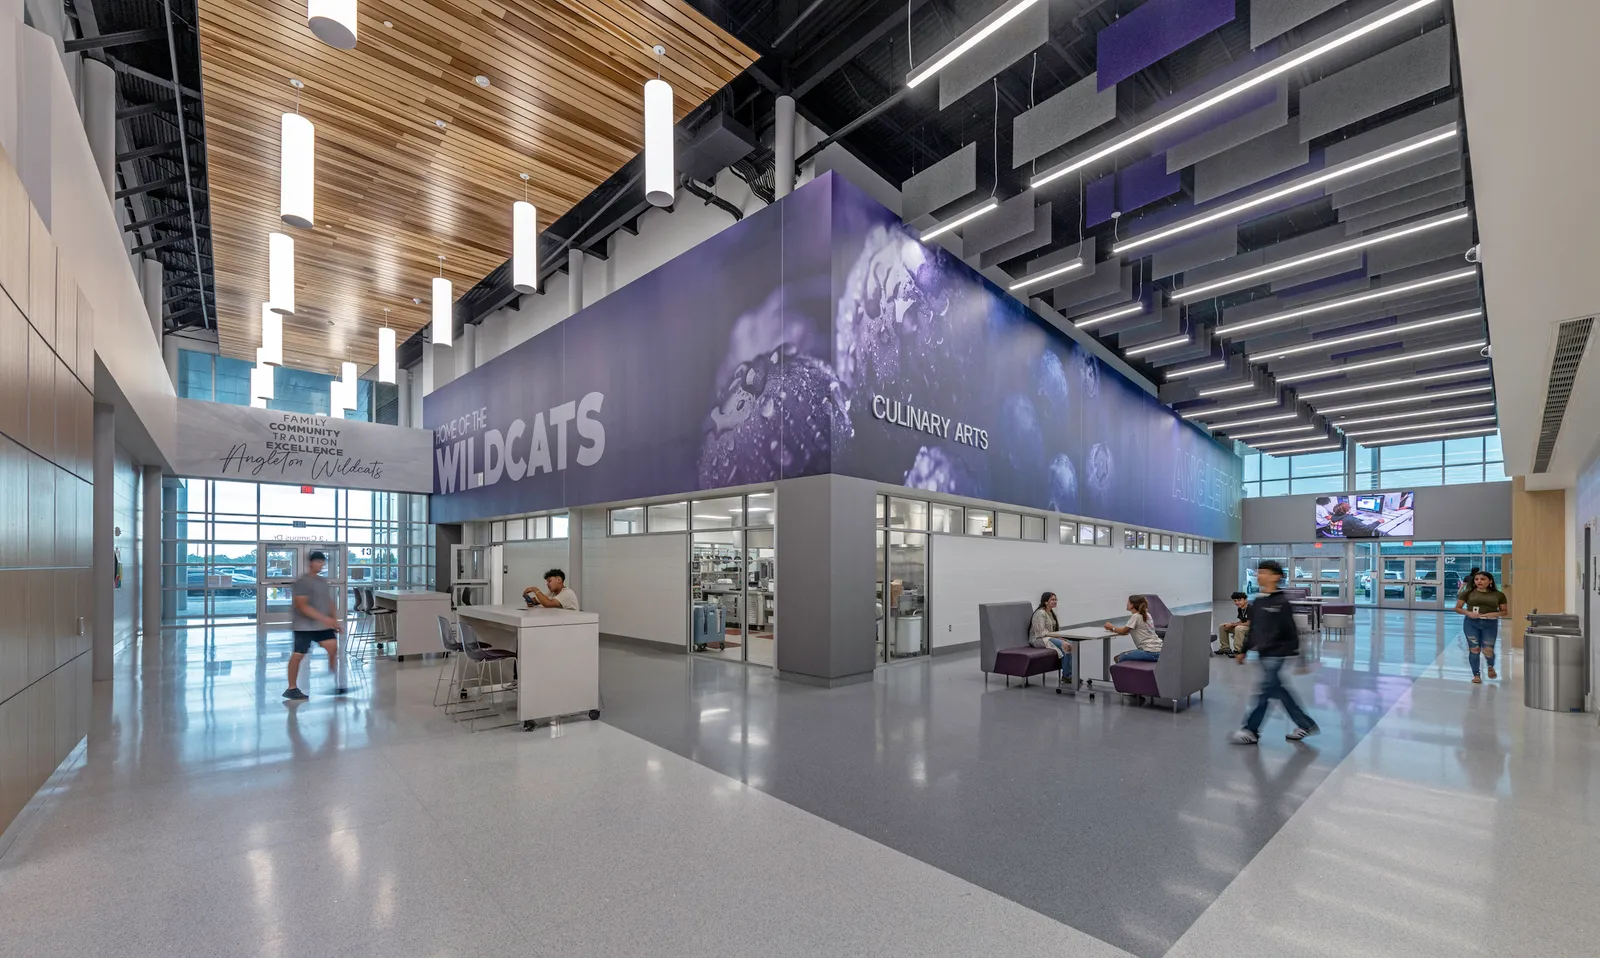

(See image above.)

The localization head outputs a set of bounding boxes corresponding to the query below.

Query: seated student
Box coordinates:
[1217,592,1249,656]
[1105,594,1162,662]
[1029,591,1072,679]
[523,568,580,610]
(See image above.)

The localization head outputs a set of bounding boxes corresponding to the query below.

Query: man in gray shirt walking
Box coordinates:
[283,550,344,701]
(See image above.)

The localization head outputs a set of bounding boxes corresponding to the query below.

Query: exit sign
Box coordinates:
[300,485,314,494]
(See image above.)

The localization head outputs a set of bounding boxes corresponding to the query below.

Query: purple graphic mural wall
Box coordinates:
[425,173,1241,540]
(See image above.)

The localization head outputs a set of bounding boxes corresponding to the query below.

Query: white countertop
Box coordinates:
[374,589,450,600]
[456,604,599,629]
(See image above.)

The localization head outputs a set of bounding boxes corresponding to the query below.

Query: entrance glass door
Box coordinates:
[257,541,346,628]
[1378,556,1442,608]
[885,531,928,659]
[1292,554,1345,599]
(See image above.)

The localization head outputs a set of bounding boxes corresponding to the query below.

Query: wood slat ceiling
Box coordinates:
[197,0,757,374]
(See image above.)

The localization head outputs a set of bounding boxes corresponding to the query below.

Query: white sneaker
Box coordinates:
[1229,729,1259,745]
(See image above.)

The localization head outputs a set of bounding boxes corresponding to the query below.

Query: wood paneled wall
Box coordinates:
[0,146,94,840]
[1509,476,1567,647]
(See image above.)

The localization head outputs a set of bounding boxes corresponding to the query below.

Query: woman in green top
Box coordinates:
[1453,570,1508,683]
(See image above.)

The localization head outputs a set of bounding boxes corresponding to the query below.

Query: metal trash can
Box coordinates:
[1524,628,1585,712]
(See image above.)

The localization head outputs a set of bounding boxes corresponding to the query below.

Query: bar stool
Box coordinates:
[364,588,395,652]
[434,615,499,713]
[457,619,517,731]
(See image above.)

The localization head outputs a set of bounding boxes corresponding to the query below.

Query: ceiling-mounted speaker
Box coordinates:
[307,0,358,49]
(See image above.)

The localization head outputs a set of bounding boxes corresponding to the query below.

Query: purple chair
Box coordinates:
[1143,593,1173,637]
[1109,611,1211,711]
[978,602,1063,688]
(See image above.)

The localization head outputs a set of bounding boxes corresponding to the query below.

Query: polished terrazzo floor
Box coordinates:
[0,608,1595,957]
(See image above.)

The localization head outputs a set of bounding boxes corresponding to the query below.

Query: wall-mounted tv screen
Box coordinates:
[1314,492,1415,539]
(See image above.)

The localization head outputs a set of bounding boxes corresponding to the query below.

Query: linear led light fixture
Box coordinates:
[1253,433,1333,450]
[1125,334,1192,358]
[1172,210,1471,303]
[1260,442,1343,457]
[1009,257,1084,292]
[920,200,1000,241]
[1166,360,1228,379]
[1333,401,1496,429]
[1299,365,1489,401]
[1222,423,1316,441]
[1276,341,1485,385]
[1180,397,1281,420]
[906,0,1045,88]
[1073,302,1146,329]
[1316,383,1493,415]
[1217,268,1480,338]
[1197,381,1259,397]
[1030,0,1441,189]
[1253,310,1481,362]
[1114,129,1457,255]
[1208,411,1299,429]
[1356,426,1497,448]
[1342,415,1497,440]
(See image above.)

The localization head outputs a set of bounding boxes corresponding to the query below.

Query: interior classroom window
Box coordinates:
[888,497,929,531]
[996,512,1021,539]
[1094,524,1111,547]
[694,496,744,529]
[1022,515,1045,541]
[505,518,526,541]
[930,503,963,534]
[647,501,688,533]
[967,509,996,536]
[609,506,644,535]
[1061,520,1079,545]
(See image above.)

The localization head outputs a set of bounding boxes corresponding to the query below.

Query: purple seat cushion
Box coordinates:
[993,646,1061,679]
[1110,660,1160,696]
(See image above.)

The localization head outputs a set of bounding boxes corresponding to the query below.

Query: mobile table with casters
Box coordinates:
[373,588,454,660]
[455,605,602,729]
[1047,627,1132,699]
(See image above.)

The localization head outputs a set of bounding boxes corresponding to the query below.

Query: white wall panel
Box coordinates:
[583,523,686,648]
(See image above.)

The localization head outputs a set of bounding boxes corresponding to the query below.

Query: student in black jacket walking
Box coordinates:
[1230,560,1319,744]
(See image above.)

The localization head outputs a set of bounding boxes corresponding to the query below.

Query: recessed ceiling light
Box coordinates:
[434,119,448,129]
[412,297,423,305]
[382,20,393,27]
[474,75,490,88]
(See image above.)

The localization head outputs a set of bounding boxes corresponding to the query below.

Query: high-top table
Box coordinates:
[455,604,601,729]
[373,588,454,661]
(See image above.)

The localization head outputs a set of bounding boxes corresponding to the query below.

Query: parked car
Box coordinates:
[184,569,256,598]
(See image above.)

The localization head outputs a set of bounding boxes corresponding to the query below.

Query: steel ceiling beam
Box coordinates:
[64,27,165,53]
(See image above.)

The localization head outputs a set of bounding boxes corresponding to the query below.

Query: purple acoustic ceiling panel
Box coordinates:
[1096,0,1236,91]
[1085,174,1116,226]
[1116,153,1182,214]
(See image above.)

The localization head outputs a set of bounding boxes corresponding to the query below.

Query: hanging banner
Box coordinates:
[172,398,434,493]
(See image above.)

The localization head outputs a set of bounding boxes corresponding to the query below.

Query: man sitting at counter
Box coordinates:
[523,569,581,611]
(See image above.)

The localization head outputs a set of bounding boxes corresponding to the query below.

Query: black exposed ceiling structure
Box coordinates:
[65,0,215,335]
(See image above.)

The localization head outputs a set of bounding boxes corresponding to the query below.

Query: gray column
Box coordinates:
[81,57,117,202]
[141,464,162,651]
[396,368,413,427]
[772,474,878,685]
[774,95,796,200]
[567,249,584,317]
[420,339,436,397]
[92,403,116,681]
[141,258,163,342]
[162,333,180,391]
[457,322,477,378]
[566,509,585,610]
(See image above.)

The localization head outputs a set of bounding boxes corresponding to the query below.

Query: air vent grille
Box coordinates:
[1532,316,1595,473]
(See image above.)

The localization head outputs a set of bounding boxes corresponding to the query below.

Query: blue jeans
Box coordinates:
[1042,638,1072,677]
[1243,656,1315,734]
[1117,649,1160,662]
[1463,617,1498,675]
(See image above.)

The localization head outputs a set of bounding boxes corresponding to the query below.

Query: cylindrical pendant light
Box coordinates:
[329,381,345,419]
[268,231,295,315]
[260,305,283,366]
[431,256,453,346]
[378,310,396,384]
[251,353,275,401]
[307,0,357,49]
[644,64,674,207]
[280,110,315,229]
[512,173,538,294]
